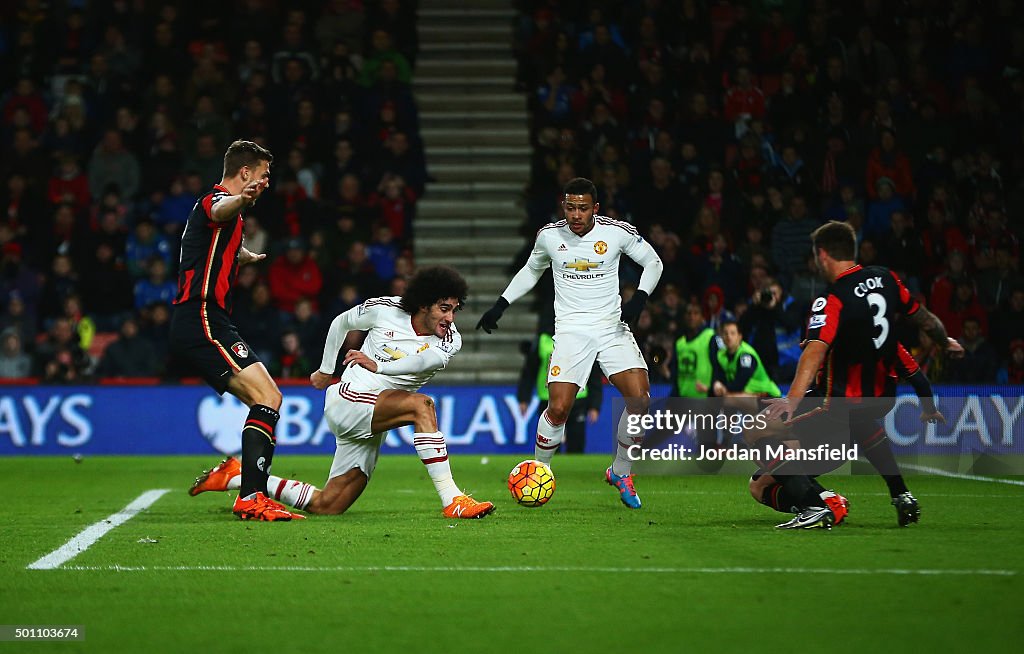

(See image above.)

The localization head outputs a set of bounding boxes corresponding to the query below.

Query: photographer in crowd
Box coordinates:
[738,277,801,381]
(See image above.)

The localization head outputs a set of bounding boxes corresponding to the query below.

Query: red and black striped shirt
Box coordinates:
[803,265,920,399]
[173,185,244,313]
[892,341,920,378]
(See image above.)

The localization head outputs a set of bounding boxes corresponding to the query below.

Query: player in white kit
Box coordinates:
[189,266,495,518]
[477,178,664,508]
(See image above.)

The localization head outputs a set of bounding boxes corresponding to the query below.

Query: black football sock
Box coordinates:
[759,439,825,508]
[240,404,280,498]
[856,427,909,498]
[760,483,802,513]
[775,474,825,509]
[808,476,827,495]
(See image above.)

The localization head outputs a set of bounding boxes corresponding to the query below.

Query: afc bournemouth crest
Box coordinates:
[550,365,561,377]
[230,342,249,358]
[594,241,608,255]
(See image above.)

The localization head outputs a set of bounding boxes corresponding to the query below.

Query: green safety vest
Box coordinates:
[674,328,715,397]
[717,341,781,397]
[536,333,588,401]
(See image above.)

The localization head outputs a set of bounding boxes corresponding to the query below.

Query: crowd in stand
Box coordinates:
[0,1,425,381]
[3,1,1024,388]
[513,0,1024,385]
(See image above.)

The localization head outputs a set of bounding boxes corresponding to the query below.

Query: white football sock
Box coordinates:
[226,474,241,491]
[611,410,644,476]
[534,410,565,466]
[267,475,316,510]
[413,431,461,506]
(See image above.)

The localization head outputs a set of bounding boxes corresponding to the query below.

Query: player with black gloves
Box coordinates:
[477,177,663,508]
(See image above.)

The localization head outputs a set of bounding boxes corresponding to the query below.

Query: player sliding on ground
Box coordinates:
[478,177,663,508]
[190,265,495,519]
[748,338,961,527]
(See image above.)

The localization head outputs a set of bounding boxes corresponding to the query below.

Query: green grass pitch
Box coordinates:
[3,454,1022,653]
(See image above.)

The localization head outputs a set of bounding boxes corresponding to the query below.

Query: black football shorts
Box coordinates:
[169,301,262,394]
[784,394,896,476]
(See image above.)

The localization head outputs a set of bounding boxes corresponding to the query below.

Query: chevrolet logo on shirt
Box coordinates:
[563,258,602,272]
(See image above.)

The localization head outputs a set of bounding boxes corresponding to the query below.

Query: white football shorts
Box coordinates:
[547,322,647,388]
[324,381,385,480]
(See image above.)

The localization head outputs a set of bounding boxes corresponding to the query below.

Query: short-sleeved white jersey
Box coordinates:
[333,297,462,392]
[525,216,658,331]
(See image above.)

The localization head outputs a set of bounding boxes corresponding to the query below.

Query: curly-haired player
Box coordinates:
[189,265,495,518]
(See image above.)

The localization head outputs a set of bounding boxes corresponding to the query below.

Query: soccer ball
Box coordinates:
[507,459,556,507]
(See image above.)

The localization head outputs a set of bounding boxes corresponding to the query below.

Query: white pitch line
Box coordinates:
[27,489,171,570]
[903,464,1024,487]
[58,564,1016,577]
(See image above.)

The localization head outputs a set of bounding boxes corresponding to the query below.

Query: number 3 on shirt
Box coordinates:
[867,293,888,349]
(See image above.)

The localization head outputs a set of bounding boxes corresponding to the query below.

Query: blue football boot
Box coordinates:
[605,467,642,509]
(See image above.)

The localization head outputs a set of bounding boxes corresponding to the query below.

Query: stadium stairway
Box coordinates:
[414,0,537,384]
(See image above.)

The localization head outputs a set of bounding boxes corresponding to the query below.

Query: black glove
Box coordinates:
[619,290,648,325]
[476,297,510,333]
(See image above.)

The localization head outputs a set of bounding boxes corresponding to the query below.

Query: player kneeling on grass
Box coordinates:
[749,340,960,528]
[760,221,961,529]
[190,265,495,519]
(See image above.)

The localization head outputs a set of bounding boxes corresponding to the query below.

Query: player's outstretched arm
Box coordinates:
[348,347,449,375]
[910,305,949,348]
[479,234,551,333]
[761,340,828,422]
[894,341,943,422]
[477,260,547,332]
[211,178,268,222]
[313,303,378,384]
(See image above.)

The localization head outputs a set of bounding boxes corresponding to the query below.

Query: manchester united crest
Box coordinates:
[550,365,561,376]
[594,241,608,255]
[231,342,249,358]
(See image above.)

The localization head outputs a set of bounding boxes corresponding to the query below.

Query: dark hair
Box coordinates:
[400,265,468,313]
[223,140,273,178]
[720,319,741,334]
[563,177,597,200]
[811,220,857,261]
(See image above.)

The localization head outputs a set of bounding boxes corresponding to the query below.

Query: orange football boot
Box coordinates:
[189,456,241,496]
[232,492,305,521]
[821,490,849,526]
[442,495,495,519]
